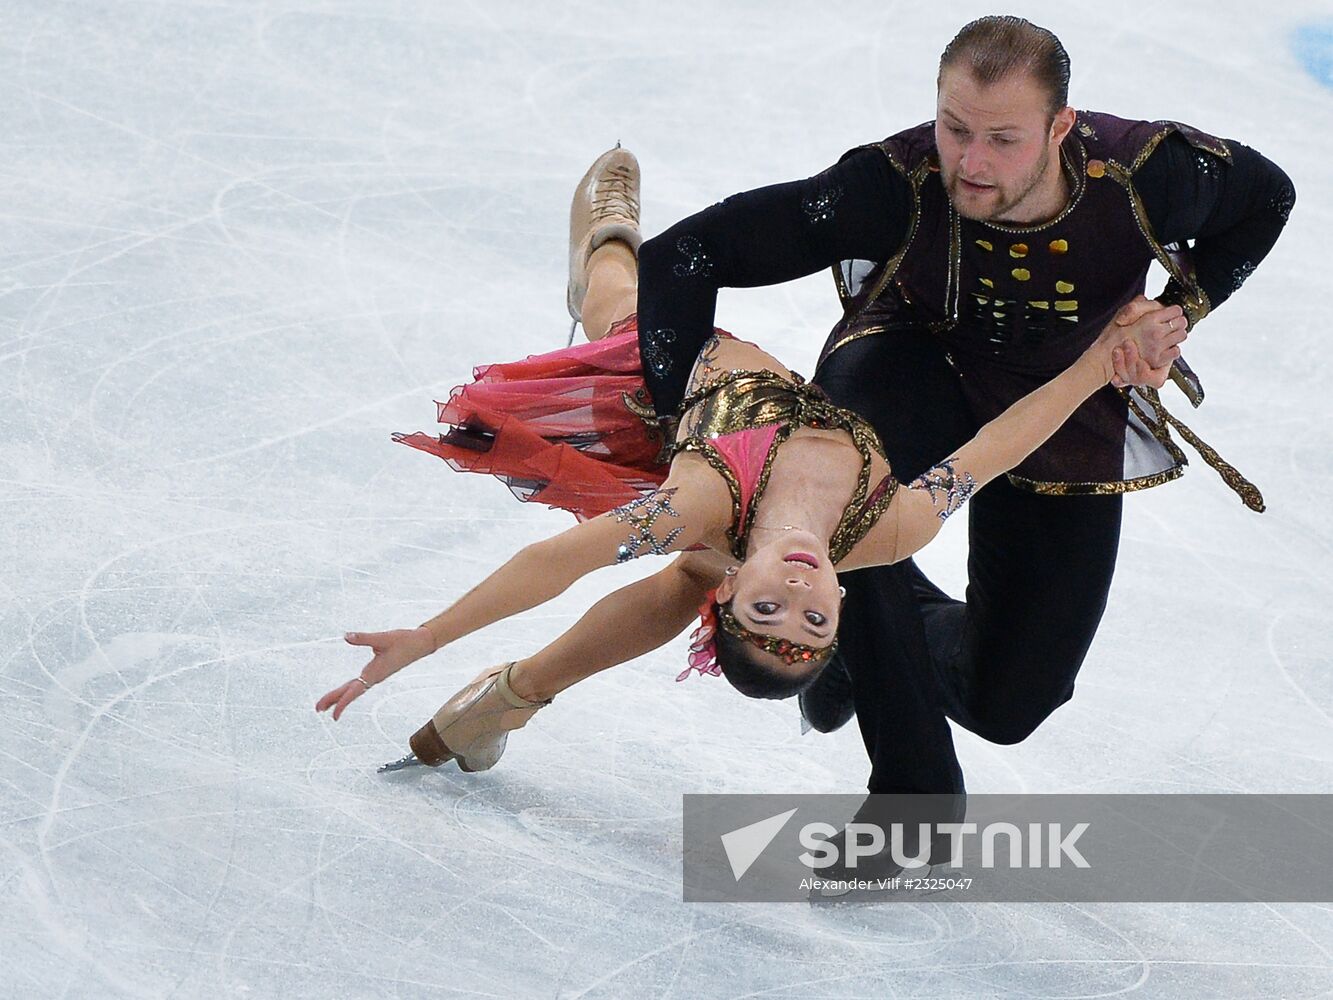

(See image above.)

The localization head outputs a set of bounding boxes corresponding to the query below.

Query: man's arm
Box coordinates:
[637,147,913,418]
[1136,131,1295,327]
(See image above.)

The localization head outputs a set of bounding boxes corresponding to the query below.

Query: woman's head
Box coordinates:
[703,530,843,699]
[718,528,843,645]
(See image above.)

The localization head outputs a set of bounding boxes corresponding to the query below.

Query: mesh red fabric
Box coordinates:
[391,314,672,522]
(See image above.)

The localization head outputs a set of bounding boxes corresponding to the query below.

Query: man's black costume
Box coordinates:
[635,112,1294,802]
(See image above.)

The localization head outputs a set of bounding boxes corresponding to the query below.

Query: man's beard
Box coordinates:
[946,144,1053,224]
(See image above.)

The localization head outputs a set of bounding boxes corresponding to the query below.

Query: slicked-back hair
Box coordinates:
[938,15,1071,118]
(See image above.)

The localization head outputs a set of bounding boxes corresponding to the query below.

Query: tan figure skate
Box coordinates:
[378,663,552,774]
[566,143,642,345]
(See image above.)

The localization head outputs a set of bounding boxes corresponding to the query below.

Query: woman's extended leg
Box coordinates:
[388,551,723,773]
[568,145,643,342]
[580,240,639,342]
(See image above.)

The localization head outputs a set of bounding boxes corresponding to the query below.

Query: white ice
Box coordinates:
[2,0,1330,997]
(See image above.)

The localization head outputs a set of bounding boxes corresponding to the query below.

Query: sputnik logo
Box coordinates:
[719,808,799,880]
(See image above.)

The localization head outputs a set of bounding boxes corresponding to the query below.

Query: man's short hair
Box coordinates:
[938,15,1071,117]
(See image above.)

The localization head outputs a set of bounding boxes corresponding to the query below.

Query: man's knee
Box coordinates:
[961,684,1076,746]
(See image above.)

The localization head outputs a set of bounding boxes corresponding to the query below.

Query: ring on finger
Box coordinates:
[351,676,370,691]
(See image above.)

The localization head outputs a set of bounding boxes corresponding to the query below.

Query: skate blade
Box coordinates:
[378,752,424,773]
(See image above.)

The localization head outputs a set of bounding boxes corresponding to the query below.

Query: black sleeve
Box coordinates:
[636,146,912,418]
[1135,131,1295,322]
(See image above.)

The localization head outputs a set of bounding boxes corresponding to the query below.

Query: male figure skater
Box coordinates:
[624,15,1294,883]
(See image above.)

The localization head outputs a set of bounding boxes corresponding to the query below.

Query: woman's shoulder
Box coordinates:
[658,449,741,553]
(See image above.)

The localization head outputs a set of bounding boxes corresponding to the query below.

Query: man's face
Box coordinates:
[935,66,1062,224]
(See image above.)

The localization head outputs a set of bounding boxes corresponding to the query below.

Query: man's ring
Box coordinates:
[352,676,371,691]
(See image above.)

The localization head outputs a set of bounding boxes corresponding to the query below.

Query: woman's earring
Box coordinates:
[839,586,847,598]
[725,566,739,577]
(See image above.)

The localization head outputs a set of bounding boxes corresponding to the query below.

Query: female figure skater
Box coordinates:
[314,146,1183,774]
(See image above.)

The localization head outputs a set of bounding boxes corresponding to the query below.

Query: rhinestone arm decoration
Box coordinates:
[613,487,686,562]
[686,333,723,388]
[907,458,978,522]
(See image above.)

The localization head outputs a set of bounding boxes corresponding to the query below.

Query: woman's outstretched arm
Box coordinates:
[843,301,1184,570]
[316,478,724,719]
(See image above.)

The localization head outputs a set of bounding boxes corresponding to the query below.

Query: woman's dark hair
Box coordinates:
[938,15,1071,118]
[712,600,830,700]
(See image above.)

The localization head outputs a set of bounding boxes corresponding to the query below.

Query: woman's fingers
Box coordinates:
[316,681,352,715]
[318,627,429,720]
[332,685,361,722]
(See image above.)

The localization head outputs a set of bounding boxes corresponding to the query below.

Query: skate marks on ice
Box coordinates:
[1,0,1331,996]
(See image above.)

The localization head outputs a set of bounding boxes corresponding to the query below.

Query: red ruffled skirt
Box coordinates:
[391,314,673,521]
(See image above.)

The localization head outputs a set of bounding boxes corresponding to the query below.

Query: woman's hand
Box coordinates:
[314,626,437,721]
[1094,296,1187,389]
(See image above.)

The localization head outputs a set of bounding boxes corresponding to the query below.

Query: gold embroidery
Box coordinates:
[1055,280,1075,294]
[1009,243,1028,258]
[1054,300,1078,312]
[1048,239,1068,254]
[1125,386,1265,512]
[1012,268,1031,281]
[976,239,993,251]
[1128,123,1231,174]
[1007,466,1184,495]
[944,209,962,326]
[621,388,673,466]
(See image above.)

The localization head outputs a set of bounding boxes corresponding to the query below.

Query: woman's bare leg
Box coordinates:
[580,240,639,342]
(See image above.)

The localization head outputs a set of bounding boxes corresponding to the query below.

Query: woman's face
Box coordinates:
[716,529,842,650]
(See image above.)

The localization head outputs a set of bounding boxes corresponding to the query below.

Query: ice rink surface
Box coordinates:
[2,0,1330,996]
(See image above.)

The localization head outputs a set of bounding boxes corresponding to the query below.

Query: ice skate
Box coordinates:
[406,662,552,773]
[566,142,642,344]
[377,752,424,773]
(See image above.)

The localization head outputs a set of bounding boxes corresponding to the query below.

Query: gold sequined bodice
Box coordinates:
[672,368,899,562]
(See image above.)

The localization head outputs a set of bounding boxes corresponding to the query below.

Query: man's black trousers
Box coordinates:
[812,325,1124,795]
